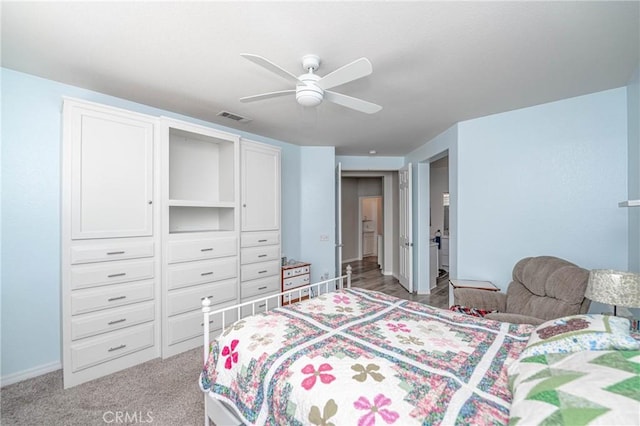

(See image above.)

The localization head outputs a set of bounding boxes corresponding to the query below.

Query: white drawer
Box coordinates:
[241,260,280,282]
[283,265,310,278]
[71,242,154,264]
[71,301,155,340]
[241,291,280,318]
[283,274,310,290]
[240,245,280,265]
[71,280,154,315]
[168,237,237,264]
[70,259,155,290]
[241,275,280,299]
[167,305,238,346]
[167,257,237,291]
[282,286,310,305]
[70,322,154,372]
[167,278,237,317]
[241,231,280,248]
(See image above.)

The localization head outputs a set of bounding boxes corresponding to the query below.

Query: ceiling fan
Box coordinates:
[239,54,382,114]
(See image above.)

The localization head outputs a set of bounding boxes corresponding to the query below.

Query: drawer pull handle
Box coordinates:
[108,344,126,352]
[258,270,268,274]
[108,318,127,325]
[258,286,267,290]
[201,272,214,276]
[200,320,215,326]
[258,239,267,243]
[201,248,214,252]
[258,303,266,308]
[107,273,126,278]
[258,254,267,258]
[201,295,214,301]
[107,251,125,255]
[108,296,126,302]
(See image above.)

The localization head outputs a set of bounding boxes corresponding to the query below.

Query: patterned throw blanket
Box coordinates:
[200,288,533,425]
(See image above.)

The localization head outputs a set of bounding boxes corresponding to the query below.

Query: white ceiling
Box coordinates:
[2,1,638,156]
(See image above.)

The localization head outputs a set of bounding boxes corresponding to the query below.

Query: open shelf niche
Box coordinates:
[168,126,236,234]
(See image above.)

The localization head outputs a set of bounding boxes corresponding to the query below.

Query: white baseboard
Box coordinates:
[1,361,61,387]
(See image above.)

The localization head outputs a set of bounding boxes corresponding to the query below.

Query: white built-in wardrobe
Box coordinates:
[61,99,280,387]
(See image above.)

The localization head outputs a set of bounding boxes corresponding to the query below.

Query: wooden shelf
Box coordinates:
[168,199,235,208]
[618,200,640,207]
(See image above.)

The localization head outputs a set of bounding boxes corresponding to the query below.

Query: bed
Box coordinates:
[199,271,640,426]
[199,269,534,425]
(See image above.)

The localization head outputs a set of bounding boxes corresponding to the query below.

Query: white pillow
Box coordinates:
[520,314,639,359]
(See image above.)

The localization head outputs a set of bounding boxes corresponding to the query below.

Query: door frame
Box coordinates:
[398,164,413,292]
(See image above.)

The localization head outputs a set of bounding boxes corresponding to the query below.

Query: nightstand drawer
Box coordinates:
[71,242,154,265]
[241,231,280,248]
[241,275,280,299]
[283,274,310,290]
[71,259,154,290]
[283,265,310,278]
[240,245,280,265]
[71,301,155,340]
[241,260,280,282]
[167,237,237,264]
[167,278,237,317]
[167,257,237,290]
[70,322,154,372]
[71,280,154,315]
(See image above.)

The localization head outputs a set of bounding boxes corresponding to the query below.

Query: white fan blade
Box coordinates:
[240,90,296,103]
[325,91,382,114]
[316,58,373,90]
[240,54,300,85]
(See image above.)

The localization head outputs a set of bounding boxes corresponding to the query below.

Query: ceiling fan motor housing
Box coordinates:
[296,73,323,107]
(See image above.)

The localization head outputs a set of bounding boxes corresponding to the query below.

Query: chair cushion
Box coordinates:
[506,256,589,321]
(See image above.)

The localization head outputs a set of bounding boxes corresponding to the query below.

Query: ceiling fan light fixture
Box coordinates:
[296,84,323,107]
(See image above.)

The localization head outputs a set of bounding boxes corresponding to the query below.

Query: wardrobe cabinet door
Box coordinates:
[241,141,280,231]
[67,104,154,239]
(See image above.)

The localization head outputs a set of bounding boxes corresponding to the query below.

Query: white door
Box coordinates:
[69,105,154,239]
[399,164,413,292]
[241,141,281,231]
[335,162,343,278]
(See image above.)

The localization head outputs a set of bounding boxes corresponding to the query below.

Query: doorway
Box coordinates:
[360,195,382,262]
[339,172,399,278]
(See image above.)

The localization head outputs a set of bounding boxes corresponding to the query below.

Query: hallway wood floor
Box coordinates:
[342,257,449,309]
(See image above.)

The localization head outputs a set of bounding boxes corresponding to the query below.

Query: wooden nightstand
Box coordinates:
[281,262,311,304]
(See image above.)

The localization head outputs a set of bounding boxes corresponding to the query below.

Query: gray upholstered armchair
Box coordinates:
[453,256,591,325]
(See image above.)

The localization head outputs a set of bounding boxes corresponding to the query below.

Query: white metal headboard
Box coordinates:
[201,265,352,362]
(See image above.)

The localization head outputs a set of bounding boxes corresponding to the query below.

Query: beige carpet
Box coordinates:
[1,348,205,426]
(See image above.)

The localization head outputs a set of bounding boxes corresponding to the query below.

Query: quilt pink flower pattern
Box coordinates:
[333,294,351,304]
[301,363,336,390]
[354,394,399,425]
[221,339,239,369]
[386,322,411,333]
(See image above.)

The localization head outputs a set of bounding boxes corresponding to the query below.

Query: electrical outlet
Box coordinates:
[320,234,329,241]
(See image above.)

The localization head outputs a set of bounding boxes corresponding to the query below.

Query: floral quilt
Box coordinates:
[200,288,533,425]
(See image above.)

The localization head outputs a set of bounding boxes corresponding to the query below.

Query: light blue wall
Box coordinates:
[1,68,311,378]
[300,147,336,282]
[627,65,640,273]
[456,88,628,290]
